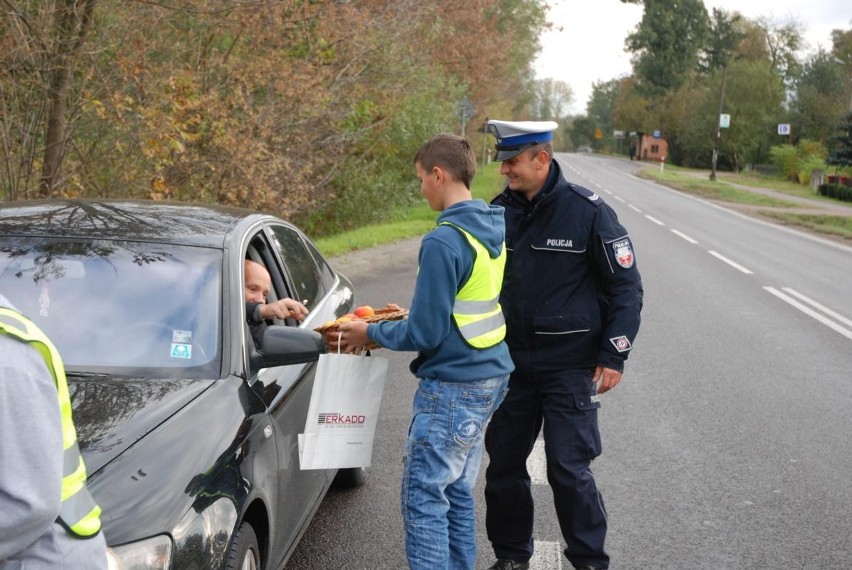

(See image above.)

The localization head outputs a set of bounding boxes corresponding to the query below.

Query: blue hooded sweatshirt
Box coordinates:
[367,199,515,382]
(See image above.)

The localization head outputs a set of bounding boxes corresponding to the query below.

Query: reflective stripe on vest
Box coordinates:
[0,307,103,538]
[438,222,507,348]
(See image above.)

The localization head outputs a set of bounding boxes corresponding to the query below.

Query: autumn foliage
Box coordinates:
[0,0,549,235]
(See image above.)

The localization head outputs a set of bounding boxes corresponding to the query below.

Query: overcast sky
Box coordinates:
[535,0,852,115]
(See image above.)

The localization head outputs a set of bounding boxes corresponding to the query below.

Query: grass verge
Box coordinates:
[315,162,505,257]
[756,212,852,240]
[314,159,852,257]
[637,166,801,208]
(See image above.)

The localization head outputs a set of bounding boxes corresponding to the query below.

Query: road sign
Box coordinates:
[456,97,474,121]
[613,130,625,139]
[778,123,791,135]
[594,128,603,140]
[719,114,731,128]
[653,130,661,139]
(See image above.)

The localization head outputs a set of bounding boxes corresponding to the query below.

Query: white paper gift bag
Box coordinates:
[298,352,388,470]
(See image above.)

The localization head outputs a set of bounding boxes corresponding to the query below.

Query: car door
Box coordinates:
[242,228,331,566]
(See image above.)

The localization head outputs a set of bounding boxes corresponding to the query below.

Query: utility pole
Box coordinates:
[710,64,728,182]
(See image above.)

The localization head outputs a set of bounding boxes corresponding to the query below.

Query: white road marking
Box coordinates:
[708,250,753,274]
[613,195,626,203]
[530,540,563,569]
[629,204,642,213]
[524,441,564,569]
[782,288,852,328]
[764,287,852,341]
[527,439,548,485]
[645,215,665,226]
[671,229,698,244]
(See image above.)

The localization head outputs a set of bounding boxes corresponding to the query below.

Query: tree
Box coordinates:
[611,76,655,136]
[700,8,743,73]
[677,59,784,171]
[826,111,852,170]
[754,16,805,93]
[622,0,709,94]
[792,50,848,143]
[0,0,98,200]
[523,78,573,151]
[0,0,549,233]
[830,28,852,112]
[585,79,620,152]
[527,78,574,121]
[569,116,597,149]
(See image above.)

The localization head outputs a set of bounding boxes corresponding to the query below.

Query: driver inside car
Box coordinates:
[244,259,309,349]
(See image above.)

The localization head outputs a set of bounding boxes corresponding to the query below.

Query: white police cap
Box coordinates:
[487,120,559,161]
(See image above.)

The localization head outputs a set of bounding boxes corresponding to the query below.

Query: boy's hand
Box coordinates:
[337,320,370,353]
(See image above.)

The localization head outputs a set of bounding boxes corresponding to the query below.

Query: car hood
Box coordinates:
[69,374,213,475]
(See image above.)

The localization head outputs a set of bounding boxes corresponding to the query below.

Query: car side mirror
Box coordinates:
[253,325,326,368]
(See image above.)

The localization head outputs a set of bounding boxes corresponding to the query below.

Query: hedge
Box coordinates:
[818,183,852,202]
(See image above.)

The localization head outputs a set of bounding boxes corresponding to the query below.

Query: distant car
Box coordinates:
[0,200,361,569]
[576,145,593,153]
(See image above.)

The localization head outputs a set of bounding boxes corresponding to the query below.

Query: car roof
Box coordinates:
[0,199,271,247]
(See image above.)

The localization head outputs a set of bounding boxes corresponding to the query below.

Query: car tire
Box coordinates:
[226,522,261,570]
[334,466,367,488]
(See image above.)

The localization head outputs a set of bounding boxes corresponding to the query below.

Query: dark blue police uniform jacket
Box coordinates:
[490,160,643,378]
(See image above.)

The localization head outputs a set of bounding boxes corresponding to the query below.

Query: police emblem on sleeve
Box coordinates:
[610,335,632,353]
[611,238,634,268]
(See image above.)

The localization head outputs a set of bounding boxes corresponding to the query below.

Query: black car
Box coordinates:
[0,200,361,569]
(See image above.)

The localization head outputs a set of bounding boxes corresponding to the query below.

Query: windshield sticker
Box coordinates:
[170,343,192,359]
[172,330,192,344]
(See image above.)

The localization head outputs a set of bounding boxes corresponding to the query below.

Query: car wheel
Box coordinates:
[334,466,367,488]
[226,522,261,570]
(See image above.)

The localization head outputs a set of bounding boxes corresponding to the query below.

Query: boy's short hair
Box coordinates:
[414,133,476,188]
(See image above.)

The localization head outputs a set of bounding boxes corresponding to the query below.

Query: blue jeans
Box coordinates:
[401,375,510,570]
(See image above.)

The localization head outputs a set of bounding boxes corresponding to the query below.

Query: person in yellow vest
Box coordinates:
[337,133,514,570]
[0,293,108,569]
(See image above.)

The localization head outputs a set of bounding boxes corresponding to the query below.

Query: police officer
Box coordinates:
[482,120,643,570]
[0,293,108,569]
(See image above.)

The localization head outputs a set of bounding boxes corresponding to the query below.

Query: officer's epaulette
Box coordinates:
[567,182,602,205]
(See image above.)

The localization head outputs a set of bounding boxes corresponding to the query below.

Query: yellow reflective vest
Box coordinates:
[0,306,103,538]
[439,222,507,349]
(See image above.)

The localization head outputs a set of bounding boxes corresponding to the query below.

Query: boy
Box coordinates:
[338,133,514,570]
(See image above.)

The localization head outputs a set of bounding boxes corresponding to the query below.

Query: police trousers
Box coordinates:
[484,371,609,569]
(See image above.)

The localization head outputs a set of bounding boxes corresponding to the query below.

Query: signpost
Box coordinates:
[456,97,475,138]
[710,64,729,182]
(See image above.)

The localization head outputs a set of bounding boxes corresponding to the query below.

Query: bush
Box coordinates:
[769,144,799,181]
[769,139,828,184]
[818,183,852,202]
[798,156,827,186]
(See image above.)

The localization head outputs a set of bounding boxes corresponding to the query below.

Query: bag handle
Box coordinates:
[335,329,370,357]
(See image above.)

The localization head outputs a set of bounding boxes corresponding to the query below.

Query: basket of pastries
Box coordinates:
[314,303,408,351]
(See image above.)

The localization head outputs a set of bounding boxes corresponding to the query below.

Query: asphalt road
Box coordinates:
[285,154,852,569]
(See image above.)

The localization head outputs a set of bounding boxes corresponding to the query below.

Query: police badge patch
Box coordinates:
[611,238,634,269]
[610,335,632,353]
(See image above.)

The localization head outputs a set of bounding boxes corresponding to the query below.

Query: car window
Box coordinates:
[303,236,336,291]
[267,225,328,308]
[0,237,221,378]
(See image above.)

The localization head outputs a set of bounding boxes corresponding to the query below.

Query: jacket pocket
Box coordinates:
[532,313,591,335]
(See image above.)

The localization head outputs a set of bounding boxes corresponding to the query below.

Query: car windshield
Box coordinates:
[0,237,221,379]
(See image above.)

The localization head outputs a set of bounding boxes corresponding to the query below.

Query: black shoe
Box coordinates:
[487,560,530,570]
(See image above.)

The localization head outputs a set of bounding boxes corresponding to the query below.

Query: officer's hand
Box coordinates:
[594,366,622,394]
